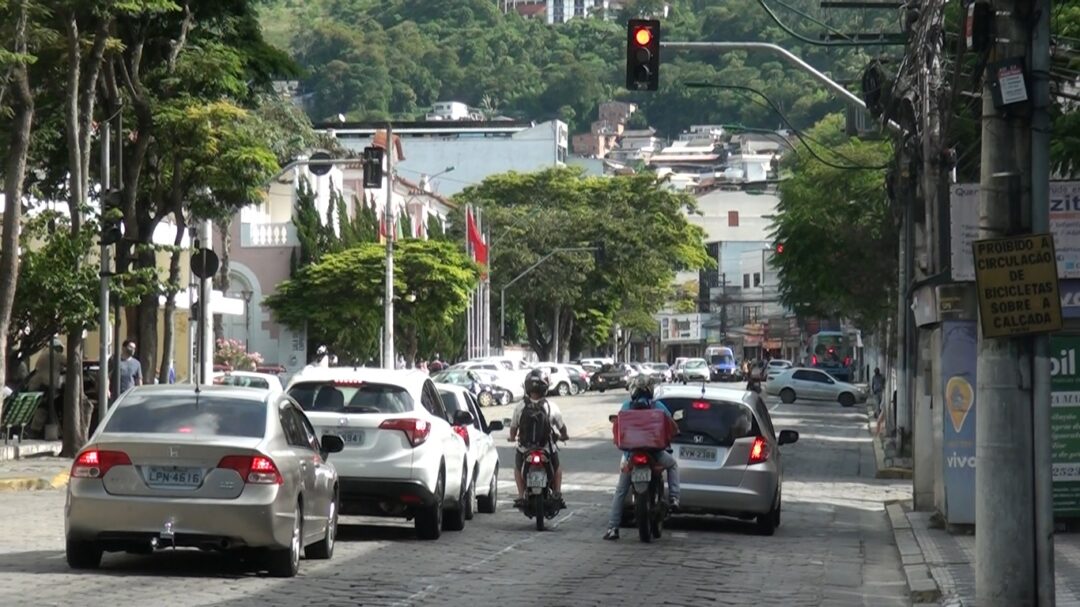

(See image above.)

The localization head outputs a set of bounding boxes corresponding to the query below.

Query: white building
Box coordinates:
[324,119,569,197]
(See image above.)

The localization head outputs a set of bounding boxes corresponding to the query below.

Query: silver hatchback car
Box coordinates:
[65,385,345,577]
[646,384,798,535]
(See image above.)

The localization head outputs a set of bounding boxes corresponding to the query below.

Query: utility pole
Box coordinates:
[975,1,1039,603]
[383,123,395,370]
[98,122,111,422]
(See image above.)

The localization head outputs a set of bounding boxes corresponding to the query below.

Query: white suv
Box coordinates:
[285,367,469,540]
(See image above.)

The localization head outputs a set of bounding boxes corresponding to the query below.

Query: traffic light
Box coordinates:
[362,146,384,188]
[775,242,784,255]
[101,188,124,246]
[626,19,660,91]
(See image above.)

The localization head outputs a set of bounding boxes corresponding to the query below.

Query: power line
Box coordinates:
[684,81,890,171]
[757,0,903,47]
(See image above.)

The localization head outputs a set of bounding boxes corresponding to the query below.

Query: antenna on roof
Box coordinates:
[700,379,707,397]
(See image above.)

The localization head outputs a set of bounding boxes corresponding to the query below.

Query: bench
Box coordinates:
[1,392,44,443]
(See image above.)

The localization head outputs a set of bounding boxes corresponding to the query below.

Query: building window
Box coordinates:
[743,306,761,324]
[728,210,739,227]
[753,272,761,287]
[743,274,750,289]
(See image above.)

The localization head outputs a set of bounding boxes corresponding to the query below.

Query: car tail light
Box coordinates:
[71,449,131,479]
[379,418,432,447]
[748,436,770,465]
[812,355,818,365]
[452,425,470,448]
[630,452,650,466]
[692,401,710,410]
[334,380,364,387]
[528,450,545,465]
[217,455,284,484]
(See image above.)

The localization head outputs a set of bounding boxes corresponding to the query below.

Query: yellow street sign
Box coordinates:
[973,233,1063,338]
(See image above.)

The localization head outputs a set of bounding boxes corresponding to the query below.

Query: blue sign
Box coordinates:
[941,320,977,525]
[1061,280,1080,319]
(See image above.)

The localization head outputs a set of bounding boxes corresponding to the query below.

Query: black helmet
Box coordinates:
[523,368,550,398]
[630,374,660,400]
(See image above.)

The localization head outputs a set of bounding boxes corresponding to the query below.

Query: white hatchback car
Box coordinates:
[285,367,469,540]
[436,384,504,518]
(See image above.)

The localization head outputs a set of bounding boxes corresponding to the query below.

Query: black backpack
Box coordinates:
[630,396,654,410]
[518,400,552,448]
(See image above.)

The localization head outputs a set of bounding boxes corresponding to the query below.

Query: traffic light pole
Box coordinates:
[98,122,111,422]
[383,122,395,370]
[659,41,902,134]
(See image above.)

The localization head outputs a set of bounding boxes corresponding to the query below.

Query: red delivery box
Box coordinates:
[613,408,678,450]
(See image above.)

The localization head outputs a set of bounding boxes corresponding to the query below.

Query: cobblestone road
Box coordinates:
[0,391,912,607]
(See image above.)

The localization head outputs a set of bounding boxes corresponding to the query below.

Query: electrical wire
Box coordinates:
[684,81,890,171]
[757,0,903,47]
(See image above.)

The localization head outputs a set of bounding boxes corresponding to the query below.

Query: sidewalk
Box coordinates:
[866,401,913,480]
[0,440,69,491]
[888,501,1080,606]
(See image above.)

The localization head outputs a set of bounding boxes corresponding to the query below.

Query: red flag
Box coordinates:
[466,207,488,272]
[378,210,387,244]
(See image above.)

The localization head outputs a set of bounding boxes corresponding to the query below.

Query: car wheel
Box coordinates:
[838,392,855,408]
[477,464,498,514]
[463,469,477,521]
[556,382,570,396]
[780,388,796,404]
[756,494,780,536]
[569,383,581,396]
[305,491,337,560]
[442,465,468,532]
[267,503,302,577]
[599,387,606,393]
[478,391,494,408]
[415,470,444,540]
[66,538,103,570]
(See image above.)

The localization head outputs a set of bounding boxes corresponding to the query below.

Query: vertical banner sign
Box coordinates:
[1051,335,1080,517]
[941,320,977,525]
[972,233,1063,338]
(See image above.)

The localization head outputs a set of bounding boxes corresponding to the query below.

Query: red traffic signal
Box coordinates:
[626,19,660,91]
[775,243,784,254]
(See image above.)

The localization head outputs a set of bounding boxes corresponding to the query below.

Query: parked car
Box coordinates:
[430,369,500,407]
[764,367,867,407]
[212,371,284,394]
[578,357,614,368]
[645,362,673,382]
[285,367,470,540]
[590,363,634,393]
[556,364,591,395]
[765,360,794,382]
[452,361,524,402]
[534,365,577,397]
[621,384,799,535]
[679,358,710,383]
[65,384,344,576]
[435,384,504,517]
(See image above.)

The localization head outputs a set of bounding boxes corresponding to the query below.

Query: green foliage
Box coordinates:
[266,240,478,363]
[257,0,876,134]
[770,114,896,331]
[453,167,709,358]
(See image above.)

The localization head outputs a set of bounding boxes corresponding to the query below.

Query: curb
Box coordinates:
[866,404,913,480]
[0,470,69,492]
[887,501,942,604]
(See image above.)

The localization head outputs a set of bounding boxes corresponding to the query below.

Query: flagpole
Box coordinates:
[466,205,474,360]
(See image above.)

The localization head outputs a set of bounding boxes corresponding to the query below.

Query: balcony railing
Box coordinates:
[242,222,297,247]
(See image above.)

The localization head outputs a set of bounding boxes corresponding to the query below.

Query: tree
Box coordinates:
[769,113,897,332]
[0,0,37,404]
[453,167,710,361]
[265,240,478,364]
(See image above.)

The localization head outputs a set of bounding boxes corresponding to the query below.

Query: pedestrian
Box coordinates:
[112,339,142,401]
[871,367,885,413]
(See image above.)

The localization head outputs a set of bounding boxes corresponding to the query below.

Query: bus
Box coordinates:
[704,345,740,382]
[807,331,854,382]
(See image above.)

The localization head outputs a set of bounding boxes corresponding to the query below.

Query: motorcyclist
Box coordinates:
[509,368,568,509]
[746,363,764,393]
[603,374,680,541]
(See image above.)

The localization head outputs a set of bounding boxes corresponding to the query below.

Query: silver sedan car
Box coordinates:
[626,385,799,535]
[765,367,867,407]
[65,385,344,577]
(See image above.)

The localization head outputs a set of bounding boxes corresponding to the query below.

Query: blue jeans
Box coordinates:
[606,451,679,529]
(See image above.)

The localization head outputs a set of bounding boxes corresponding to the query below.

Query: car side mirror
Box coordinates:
[321,434,345,455]
[487,420,504,432]
[608,414,618,423]
[778,430,799,446]
[453,409,474,426]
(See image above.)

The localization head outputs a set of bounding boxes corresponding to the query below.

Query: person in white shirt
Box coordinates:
[508,369,569,509]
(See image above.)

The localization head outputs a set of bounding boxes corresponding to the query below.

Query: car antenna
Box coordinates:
[700,379,707,397]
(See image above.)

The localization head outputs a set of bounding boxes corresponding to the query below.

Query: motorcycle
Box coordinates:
[517,441,564,530]
[627,450,669,543]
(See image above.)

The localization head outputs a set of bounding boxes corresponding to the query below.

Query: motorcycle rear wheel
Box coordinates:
[534,493,546,531]
[635,489,652,543]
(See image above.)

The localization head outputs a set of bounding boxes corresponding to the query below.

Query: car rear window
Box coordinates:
[658,397,758,447]
[437,390,466,414]
[710,355,735,365]
[684,360,706,369]
[104,393,267,438]
[288,381,413,414]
